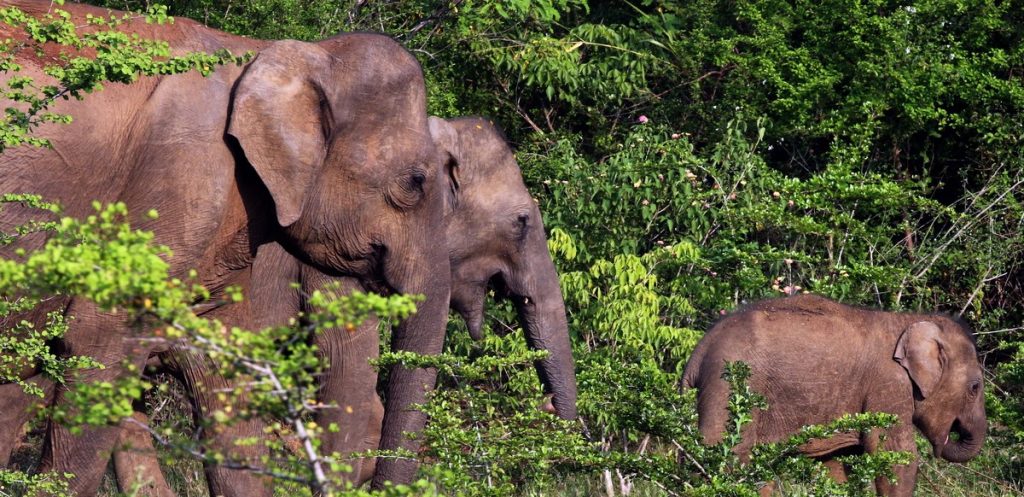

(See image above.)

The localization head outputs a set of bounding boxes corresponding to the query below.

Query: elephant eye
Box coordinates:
[389,168,429,210]
[514,213,530,243]
[407,171,427,191]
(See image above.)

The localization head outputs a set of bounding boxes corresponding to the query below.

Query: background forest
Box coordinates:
[2,0,1023,496]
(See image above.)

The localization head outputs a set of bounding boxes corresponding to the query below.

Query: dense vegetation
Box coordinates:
[2,0,1022,495]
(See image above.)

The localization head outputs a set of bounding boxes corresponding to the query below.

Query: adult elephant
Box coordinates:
[683,294,986,496]
[109,116,578,494]
[0,1,451,495]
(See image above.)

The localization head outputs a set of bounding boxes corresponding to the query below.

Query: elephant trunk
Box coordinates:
[511,232,578,420]
[371,245,451,488]
[940,408,987,463]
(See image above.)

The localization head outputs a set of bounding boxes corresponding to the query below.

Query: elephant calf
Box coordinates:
[683,294,986,497]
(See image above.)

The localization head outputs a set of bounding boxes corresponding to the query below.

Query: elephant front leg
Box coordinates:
[313,318,382,487]
[0,376,54,467]
[866,424,919,497]
[301,268,382,488]
[163,347,272,497]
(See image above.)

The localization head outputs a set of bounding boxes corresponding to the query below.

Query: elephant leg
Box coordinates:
[113,411,175,497]
[303,269,380,486]
[38,300,151,496]
[164,310,272,497]
[693,367,732,447]
[0,376,54,467]
[163,347,271,497]
[822,458,848,483]
[355,392,385,486]
[866,425,919,497]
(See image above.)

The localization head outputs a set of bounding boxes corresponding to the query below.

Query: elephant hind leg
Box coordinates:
[113,411,176,497]
[693,368,732,447]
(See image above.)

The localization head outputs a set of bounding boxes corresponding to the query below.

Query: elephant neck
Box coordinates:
[193,164,275,289]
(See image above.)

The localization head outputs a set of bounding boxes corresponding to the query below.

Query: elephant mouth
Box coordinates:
[359,243,395,296]
[936,419,964,454]
[936,417,982,462]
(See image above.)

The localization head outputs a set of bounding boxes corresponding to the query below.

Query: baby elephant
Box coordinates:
[684,294,986,496]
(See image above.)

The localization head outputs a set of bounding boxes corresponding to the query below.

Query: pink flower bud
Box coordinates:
[638,115,649,124]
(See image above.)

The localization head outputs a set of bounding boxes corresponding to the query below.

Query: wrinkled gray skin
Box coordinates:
[0,3,451,496]
[684,294,987,497]
[109,117,578,493]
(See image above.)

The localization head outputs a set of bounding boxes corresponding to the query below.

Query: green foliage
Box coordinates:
[0,469,72,497]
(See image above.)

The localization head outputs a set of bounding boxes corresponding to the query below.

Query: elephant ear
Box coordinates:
[228,40,334,227]
[428,116,462,212]
[894,321,946,399]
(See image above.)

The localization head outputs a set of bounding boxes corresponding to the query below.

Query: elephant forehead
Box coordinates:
[328,131,433,175]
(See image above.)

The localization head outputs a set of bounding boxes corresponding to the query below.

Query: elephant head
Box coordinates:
[894,318,986,462]
[427,116,578,420]
[228,35,450,298]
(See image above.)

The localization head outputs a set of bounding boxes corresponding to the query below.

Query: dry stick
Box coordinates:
[896,174,1024,303]
[672,441,710,480]
[913,178,1024,281]
[958,266,997,316]
[975,326,1024,335]
[403,0,466,40]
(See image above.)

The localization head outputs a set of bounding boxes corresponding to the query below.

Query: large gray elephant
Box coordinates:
[110,116,578,494]
[0,1,451,495]
[683,294,986,496]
